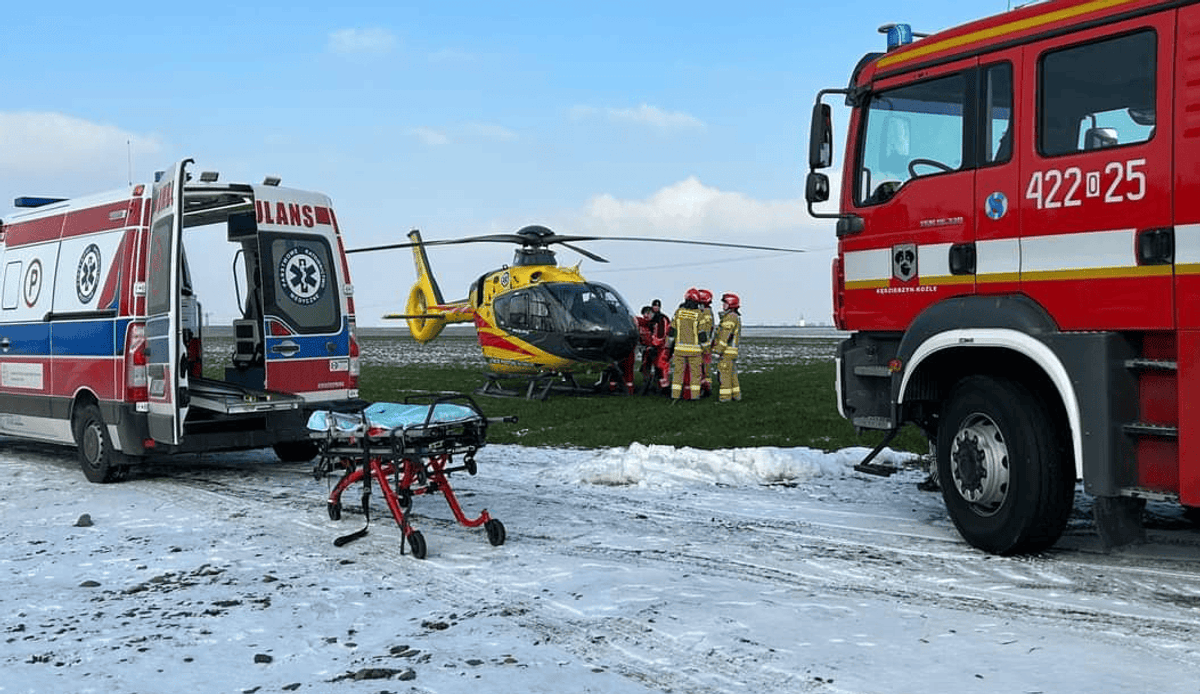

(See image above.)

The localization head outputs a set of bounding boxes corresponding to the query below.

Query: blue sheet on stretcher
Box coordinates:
[307,401,479,434]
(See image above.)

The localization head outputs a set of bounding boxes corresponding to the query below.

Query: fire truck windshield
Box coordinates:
[856,74,965,205]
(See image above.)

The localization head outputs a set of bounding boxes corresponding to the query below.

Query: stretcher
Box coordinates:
[307,394,514,558]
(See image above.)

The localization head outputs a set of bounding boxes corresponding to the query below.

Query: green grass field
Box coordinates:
[357,358,928,454]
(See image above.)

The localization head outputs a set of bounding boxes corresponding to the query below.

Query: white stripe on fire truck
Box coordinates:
[842,228,1172,289]
[1175,223,1200,269]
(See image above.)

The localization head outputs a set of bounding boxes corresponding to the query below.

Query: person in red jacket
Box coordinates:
[643,299,671,393]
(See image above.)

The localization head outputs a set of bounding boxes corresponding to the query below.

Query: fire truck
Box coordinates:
[0,159,362,482]
[805,0,1199,553]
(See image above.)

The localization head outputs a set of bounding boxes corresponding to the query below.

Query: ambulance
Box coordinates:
[806,0,1200,553]
[0,159,362,482]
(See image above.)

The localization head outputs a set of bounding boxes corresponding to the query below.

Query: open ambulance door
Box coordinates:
[146,158,191,445]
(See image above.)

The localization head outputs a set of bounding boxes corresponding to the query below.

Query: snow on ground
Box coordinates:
[4,440,1200,693]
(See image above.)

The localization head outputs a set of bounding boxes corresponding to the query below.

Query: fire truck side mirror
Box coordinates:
[809,103,834,170]
[806,172,830,204]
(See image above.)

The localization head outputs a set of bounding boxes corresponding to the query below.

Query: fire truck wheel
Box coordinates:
[407,531,428,559]
[74,403,118,484]
[937,375,1073,555]
[273,440,320,463]
[485,518,506,546]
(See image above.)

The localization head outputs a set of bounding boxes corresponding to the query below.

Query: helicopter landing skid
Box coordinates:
[475,372,589,400]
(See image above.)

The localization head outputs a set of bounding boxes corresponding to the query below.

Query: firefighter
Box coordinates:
[696,289,715,397]
[668,288,706,401]
[713,292,742,402]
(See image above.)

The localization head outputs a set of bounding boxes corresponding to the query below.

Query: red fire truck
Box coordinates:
[805,0,1199,553]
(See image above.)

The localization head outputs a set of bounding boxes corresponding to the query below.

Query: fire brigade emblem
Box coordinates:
[24,259,42,308]
[76,244,102,304]
[985,191,1008,220]
[279,247,326,306]
[892,243,918,283]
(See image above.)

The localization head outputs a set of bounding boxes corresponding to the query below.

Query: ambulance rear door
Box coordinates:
[252,189,353,402]
[145,159,190,444]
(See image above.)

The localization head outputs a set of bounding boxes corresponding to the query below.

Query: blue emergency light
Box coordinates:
[884,23,914,50]
[13,196,67,208]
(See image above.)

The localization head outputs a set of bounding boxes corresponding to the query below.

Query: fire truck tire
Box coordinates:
[937,375,1073,555]
[273,440,319,463]
[74,403,119,484]
[407,531,428,559]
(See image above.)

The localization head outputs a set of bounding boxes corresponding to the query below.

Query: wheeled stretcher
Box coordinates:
[308,394,513,558]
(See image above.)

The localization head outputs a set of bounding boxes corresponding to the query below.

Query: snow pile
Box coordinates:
[559,442,920,487]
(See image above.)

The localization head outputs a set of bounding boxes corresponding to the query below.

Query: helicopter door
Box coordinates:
[145,158,191,444]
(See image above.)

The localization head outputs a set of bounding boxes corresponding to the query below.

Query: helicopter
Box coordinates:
[346,225,802,386]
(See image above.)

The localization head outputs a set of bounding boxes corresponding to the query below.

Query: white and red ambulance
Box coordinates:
[0,159,362,482]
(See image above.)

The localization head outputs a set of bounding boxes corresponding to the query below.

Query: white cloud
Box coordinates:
[328,27,397,57]
[571,103,705,130]
[579,177,805,237]
[410,127,449,146]
[0,111,162,177]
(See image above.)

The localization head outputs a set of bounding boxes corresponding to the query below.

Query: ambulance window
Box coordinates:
[260,234,340,333]
[1039,30,1156,157]
[2,261,21,310]
[856,73,966,206]
[983,63,1013,165]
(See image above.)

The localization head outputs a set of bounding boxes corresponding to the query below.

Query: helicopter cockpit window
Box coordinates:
[493,289,553,332]
[545,282,631,331]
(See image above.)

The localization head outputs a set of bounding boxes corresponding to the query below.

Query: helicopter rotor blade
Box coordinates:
[551,235,807,253]
[346,234,526,254]
[558,242,608,263]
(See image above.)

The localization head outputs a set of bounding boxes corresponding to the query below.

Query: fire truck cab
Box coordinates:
[0,159,362,482]
[807,0,1200,553]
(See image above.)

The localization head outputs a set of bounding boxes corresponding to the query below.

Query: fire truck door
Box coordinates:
[146,159,191,444]
[1018,17,1173,331]
[974,56,1020,295]
[841,56,978,331]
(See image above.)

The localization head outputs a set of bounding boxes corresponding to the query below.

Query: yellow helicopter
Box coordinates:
[346,225,801,389]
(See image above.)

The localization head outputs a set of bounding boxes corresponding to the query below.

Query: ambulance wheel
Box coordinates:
[485,518,506,546]
[937,375,1073,555]
[327,501,342,521]
[75,403,119,484]
[407,531,427,559]
[274,440,319,463]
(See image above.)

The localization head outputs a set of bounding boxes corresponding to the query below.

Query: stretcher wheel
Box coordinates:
[407,531,427,559]
[465,455,478,476]
[485,518,506,546]
[327,501,342,521]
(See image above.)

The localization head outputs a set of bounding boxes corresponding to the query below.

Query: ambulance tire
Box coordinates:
[273,440,320,463]
[937,375,1074,555]
[75,403,119,484]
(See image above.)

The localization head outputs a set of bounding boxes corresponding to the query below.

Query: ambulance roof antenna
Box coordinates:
[126,140,132,187]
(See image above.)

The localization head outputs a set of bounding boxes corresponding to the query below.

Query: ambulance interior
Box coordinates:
[176,185,306,416]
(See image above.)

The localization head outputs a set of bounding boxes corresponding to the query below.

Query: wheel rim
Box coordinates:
[949,412,1010,517]
[82,421,103,468]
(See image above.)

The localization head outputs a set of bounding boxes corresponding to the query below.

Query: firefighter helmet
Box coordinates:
[685,287,703,303]
[696,289,713,305]
[721,292,740,310]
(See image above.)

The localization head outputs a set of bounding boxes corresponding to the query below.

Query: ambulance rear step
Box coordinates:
[188,377,303,415]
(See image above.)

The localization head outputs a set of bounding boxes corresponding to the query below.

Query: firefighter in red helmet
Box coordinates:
[713,292,742,402]
[668,288,706,400]
[696,289,715,398]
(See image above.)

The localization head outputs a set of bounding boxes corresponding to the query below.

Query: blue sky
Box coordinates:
[0,1,999,325]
